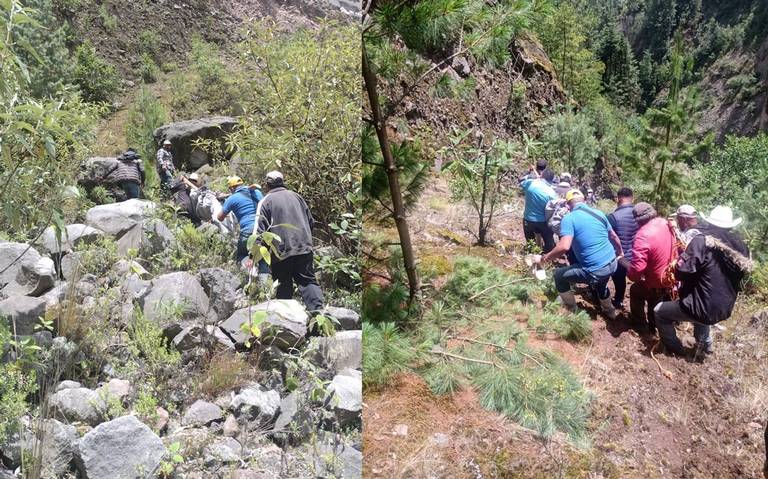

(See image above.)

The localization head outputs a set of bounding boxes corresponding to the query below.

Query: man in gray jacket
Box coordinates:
[107,149,144,199]
[256,171,323,313]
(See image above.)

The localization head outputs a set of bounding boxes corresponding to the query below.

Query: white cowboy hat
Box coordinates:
[702,206,742,228]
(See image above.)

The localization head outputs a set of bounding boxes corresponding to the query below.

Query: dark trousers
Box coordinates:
[271,253,324,313]
[523,220,555,253]
[119,181,141,199]
[611,263,628,307]
[629,282,668,330]
[235,229,269,273]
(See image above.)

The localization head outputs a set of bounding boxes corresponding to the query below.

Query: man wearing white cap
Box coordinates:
[256,171,323,313]
[674,204,704,245]
[156,139,176,192]
[654,206,752,358]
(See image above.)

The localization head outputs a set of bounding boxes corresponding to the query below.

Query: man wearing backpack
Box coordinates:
[256,171,323,313]
[106,148,145,200]
[618,202,675,335]
[537,189,624,319]
[653,206,752,358]
[608,187,638,309]
[183,173,233,235]
[217,176,265,266]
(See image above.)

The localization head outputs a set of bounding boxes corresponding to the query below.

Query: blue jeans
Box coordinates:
[553,258,617,299]
[653,300,712,350]
[611,263,628,307]
[119,181,141,199]
[235,229,269,273]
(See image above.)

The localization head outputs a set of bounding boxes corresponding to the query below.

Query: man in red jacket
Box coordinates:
[618,203,675,334]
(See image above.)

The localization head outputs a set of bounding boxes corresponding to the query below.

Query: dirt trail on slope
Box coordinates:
[363,178,768,478]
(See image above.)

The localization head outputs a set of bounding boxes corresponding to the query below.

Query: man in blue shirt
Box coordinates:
[520,170,557,253]
[538,189,624,319]
[217,176,265,267]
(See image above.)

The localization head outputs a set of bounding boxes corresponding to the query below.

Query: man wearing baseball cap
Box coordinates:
[674,204,705,244]
[255,171,324,313]
[217,175,265,266]
[156,139,176,192]
[537,189,624,319]
[654,206,751,358]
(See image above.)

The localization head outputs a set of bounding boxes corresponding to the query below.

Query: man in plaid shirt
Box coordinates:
[156,139,175,191]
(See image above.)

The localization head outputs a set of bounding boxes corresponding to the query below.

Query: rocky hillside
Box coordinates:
[0,191,362,477]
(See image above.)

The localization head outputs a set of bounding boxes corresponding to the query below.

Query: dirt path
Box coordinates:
[364,180,768,478]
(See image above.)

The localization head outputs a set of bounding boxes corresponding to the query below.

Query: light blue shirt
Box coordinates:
[221,186,263,233]
[521,178,557,222]
[560,204,615,272]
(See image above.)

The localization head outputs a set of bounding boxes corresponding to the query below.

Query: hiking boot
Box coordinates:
[662,341,686,357]
[599,297,617,320]
[557,291,577,311]
[693,342,713,361]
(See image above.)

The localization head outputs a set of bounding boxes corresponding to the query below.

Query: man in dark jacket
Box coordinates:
[608,187,638,309]
[107,149,145,200]
[256,171,323,313]
[653,206,752,357]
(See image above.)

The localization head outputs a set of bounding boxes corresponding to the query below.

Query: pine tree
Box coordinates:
[539,106,599,179]
[596,25,640,110]
[622,32,711,213]
[640,0,677,62]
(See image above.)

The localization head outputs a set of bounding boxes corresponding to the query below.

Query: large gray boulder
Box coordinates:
[324,307,361,330]
[77,157,119,188]
[0,243,55,297]
[230,384,281,427]
[40,224,104,255]
[153,116,238,170]
[182,400,223,427]
[308,330,362,374]
[203,437,242,469]
[49,387,106,426]
[325,373,362,429]
[85,199,156,237]
[21,419,78,477]
[0,296,47,336]
[140,272,211,337]
[199,268,243,322]
[115,218,174,257]
[75,415,165,479]
[271,392,314,447]
[219,300,308,351]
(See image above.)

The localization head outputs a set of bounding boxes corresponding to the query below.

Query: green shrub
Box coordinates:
[0,324,37,444]
[472,348,592,445]
[138,30,161,59]
[74,40,120,103]
[363,322,415,389]
[362,281,410,324]
[160,223,233,272]
[125,87,167,192]
[423,360,464,396]
[444,256,534,307]
[140,53,159,84]
[128,307,181,378]
[98,4,117,33]
[74,237,119,277]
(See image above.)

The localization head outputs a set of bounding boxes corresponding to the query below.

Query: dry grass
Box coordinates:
[195,352,254,398]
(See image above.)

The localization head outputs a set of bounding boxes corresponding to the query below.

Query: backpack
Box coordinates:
[545,198,569,236]
[195,188,220,221]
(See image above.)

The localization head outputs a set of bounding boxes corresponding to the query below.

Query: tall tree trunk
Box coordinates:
[362,44,421,301]
[478,150,489,246]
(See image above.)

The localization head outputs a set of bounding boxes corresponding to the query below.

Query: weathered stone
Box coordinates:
[78,157,118,188]
[154,407,170,433]
[56,380,83,392]
[111,259,150,279]
[172,325,207,352]
[325,373,362,429]
[40,224,104,255]
[230,384,281,427]
[85,199,156,237]
[49,387,106,426]
[41,281,69,308]
[203,437,242,469]
[323,306,360,330]
[219,300,308,351]
[122,273,151,300]
[271,392,313,447]
[199,267,243,321]
[116,218,174,257]
[0,295,47,336]
[0,242,43,290]
[75,415,165,479]
[222,414,239,437]
[140,271,211,337]
[182,400,223,427]
[153,117,238,170]
[1,253,55,297]
[60,252,81,281]
[308,330,362,374]
[21,419,78,477]
[100,378,132,402]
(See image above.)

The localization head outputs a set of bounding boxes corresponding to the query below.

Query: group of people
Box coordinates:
[104,139,325,314]
[522,160,752,358]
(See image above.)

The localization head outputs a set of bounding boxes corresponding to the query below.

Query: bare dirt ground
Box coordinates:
[363,178,768,478]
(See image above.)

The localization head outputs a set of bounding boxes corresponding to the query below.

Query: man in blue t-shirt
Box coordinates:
[520,170,557,253]
[217,176,265,266]
[537,189,624,319]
